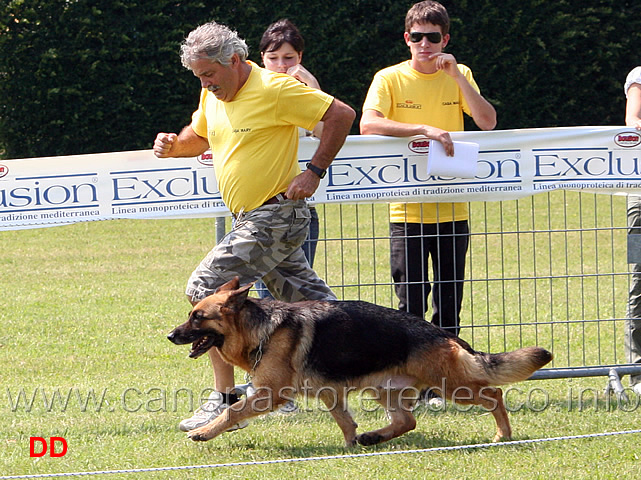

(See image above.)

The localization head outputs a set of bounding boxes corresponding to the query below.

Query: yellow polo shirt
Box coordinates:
[363,60,479,223]
[191,61,333,214]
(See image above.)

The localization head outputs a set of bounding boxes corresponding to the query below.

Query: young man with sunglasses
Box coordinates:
[360,1,496,341]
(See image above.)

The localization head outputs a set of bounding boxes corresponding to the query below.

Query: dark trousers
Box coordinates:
[390,220,469,336]
[626,195,641,385]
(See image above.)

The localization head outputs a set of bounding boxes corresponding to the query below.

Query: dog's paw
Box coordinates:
[344,438,358,448]
[187,428,212,442]
[356,432,384,446]
[493,433,511,443]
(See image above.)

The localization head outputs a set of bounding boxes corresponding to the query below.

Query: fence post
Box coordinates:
[605,368,629,402]
[216,217,226,244]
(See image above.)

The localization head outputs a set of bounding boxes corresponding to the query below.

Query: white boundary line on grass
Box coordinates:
[4,429,641,479]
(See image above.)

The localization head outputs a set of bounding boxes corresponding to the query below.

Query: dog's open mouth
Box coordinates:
[189,336,217,359]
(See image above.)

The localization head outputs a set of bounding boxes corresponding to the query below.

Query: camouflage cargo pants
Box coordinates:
[186,199,336,303]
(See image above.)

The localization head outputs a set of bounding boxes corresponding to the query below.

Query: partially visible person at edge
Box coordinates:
[255,19,323,299]
[153,21,355,433]
[623,65,641,396]
[360,0,496,338]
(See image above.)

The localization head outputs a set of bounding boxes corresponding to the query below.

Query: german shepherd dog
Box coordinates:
[168,277,552,447]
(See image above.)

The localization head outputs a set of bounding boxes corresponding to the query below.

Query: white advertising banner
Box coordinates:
[1,126,640,231]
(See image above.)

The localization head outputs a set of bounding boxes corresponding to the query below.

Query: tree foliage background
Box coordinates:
[1,0,640,159]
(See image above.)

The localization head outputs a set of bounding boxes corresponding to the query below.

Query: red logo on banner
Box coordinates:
[0,164,8,178]
[408,139,430,154]
[614,132,641,148]
[198,151,214,166]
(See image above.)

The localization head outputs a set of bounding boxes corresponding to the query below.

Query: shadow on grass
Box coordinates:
[201,420,501,458]
[203,430,520,460]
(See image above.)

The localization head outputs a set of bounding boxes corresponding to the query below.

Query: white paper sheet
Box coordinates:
[427,139,480,178]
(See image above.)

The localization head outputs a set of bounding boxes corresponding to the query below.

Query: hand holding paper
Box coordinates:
[427,139,480,178]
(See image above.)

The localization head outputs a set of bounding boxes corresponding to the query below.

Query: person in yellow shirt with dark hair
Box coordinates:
[154,20,354,432]
[360,0,496,339]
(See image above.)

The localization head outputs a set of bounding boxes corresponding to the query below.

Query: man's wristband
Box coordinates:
[306,162,327,179]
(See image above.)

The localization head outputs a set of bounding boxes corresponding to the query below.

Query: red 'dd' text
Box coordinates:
[29,437,67,458]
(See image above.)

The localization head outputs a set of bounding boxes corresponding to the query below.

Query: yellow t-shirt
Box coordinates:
[191,61,333,214]
[362,60,479,223]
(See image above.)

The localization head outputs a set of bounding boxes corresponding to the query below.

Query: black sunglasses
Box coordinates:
[408,31,442,43]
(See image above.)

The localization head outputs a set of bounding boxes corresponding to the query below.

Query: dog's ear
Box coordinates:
[223,282,253,311]
[215,276,240,293]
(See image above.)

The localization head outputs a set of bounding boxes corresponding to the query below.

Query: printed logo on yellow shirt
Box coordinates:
[396,100,422,109]
[232,128,252,133]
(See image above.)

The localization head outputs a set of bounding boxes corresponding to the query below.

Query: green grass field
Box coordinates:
[2,192,640,479]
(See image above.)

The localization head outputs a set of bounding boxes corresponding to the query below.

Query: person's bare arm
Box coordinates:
[431,52,496,131]
[626,84,641,130]
[286,98,355,199]
[360,109,456,156]
[153,125,210,158]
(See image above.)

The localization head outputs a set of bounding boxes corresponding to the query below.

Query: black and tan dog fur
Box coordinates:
[168,277,552,446]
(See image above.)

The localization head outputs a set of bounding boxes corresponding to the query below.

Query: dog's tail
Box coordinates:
[470,346,553,385]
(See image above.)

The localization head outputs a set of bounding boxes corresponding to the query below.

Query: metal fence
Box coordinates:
[273,190,641,388]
